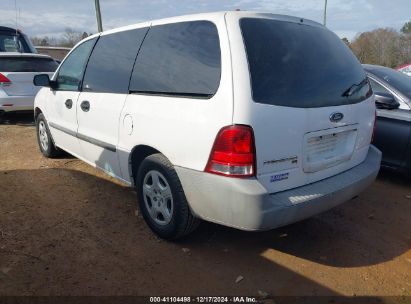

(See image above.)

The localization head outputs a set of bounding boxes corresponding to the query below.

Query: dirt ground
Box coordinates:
[0,113,410,301]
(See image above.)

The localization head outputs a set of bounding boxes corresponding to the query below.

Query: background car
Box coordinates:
[397,63,411,77]
[363,64,411,175]
[0,26,37,53]
[0,53,58,119]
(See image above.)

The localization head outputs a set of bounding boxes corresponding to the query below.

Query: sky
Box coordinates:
[2,0,410,41]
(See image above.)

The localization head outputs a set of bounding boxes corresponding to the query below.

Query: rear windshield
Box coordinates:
[0,33,35,53]
[240,18,369,108]
[0,57,58,72]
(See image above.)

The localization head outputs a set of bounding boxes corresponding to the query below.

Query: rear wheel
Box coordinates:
[36,113,61,158]
[136,153,200,240]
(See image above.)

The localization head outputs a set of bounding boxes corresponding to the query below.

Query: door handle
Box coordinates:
[80,100,90,112]
[65,99,73,109]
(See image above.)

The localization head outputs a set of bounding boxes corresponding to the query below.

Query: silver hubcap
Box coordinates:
[143,170,174,225]
[38,121,49,151]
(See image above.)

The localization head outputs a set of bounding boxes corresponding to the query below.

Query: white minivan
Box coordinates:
[33,11,381,239]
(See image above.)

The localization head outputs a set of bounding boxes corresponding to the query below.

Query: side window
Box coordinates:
[130,21,221,98]
[55,38,96,91]
[369,78,390,95]
[82,28,148,94]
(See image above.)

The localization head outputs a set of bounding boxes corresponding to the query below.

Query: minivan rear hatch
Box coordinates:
[229,13,375,194]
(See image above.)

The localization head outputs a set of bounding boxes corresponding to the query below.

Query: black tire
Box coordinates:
[36,113,61,158]
[136,153,200,240]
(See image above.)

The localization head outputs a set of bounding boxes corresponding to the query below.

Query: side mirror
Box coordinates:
[33,74,56,88]
[375,92,400,110]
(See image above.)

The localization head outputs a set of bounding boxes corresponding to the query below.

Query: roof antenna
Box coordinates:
[14,0,23,53]
[15,0,18,34]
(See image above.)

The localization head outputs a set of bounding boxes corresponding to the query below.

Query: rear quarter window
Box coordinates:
[129,21,221,98]
[240,18,368,108]
[0,57,58,72]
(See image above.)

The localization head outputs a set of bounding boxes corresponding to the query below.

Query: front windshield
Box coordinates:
[369,66,411,100]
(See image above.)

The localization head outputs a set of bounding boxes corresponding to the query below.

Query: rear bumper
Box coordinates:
[175,145,382,231]
[0,95,35,112]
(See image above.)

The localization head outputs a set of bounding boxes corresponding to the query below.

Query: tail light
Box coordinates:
[0,73,11,85]
[205,125,256,178]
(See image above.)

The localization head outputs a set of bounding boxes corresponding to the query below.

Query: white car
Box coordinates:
[397,63,411,77]
[33,11,381,239]
[0,53,57,118]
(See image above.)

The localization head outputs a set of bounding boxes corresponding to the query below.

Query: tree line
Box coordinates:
[31,28,92,48]
[348,20,411,68]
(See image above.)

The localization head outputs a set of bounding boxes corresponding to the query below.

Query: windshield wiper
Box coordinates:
[342,78,368,97]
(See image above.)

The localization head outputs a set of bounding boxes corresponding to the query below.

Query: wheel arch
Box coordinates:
[34,107,43,120]
[129,144,162,186]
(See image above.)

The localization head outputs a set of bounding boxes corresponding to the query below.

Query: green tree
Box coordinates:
[401,21,411,34]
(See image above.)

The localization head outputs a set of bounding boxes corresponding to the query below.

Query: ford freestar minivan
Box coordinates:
[33,11,381,239]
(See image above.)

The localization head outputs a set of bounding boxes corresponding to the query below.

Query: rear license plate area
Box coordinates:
[303,127,358,173]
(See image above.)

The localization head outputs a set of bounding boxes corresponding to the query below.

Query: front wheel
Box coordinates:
[36,113,61,158]
[136,153,200,240]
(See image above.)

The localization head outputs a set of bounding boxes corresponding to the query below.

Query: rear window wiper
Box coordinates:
[342,78,369,97]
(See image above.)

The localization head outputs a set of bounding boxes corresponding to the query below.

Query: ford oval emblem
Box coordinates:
[330,112,344,123]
